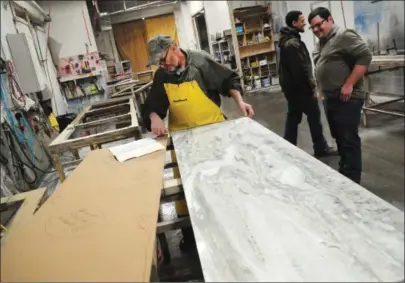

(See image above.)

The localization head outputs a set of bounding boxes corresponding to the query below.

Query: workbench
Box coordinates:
[48,97,141,182]
[363,55,404,127]
[171,117,404,281]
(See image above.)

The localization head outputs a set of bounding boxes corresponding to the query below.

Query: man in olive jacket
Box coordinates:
[278,10,335,158]
[309,7,372,184]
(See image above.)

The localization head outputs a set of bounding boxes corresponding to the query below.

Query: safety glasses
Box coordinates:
[309,19,326,30]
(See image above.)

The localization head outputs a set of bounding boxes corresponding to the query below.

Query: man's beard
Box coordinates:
[165,63,185,76]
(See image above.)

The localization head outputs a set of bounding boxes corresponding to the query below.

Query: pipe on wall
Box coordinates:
[12,1,50,23]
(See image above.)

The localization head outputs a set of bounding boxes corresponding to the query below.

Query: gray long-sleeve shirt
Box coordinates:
[313,25,372,99]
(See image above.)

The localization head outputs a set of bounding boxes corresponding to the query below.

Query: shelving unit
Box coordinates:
[57,52,105,102]
[60,75,104,101]
[211,33,235,70]
[232,4,279,92]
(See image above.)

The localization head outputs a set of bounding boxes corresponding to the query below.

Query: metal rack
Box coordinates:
[363,55,404,127]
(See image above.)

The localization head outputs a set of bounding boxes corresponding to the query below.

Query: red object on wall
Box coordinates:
[58,52,101,78]
[64,65,71,74]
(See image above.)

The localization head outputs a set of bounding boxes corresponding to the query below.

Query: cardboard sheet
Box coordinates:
[1,137,168,282]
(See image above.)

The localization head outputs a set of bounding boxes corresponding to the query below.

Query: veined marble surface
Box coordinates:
[171,117,404,282]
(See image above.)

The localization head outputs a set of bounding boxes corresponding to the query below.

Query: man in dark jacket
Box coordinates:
[278,10,336,158]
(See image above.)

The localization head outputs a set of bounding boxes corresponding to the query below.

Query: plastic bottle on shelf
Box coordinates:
[257,32,263,42]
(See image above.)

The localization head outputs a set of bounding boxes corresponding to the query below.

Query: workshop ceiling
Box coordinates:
[97,0,175,14]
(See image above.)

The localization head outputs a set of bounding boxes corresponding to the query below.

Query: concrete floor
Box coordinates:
[159,89,404,281]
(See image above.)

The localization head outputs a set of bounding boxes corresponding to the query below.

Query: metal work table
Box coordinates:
[363,55,404,127]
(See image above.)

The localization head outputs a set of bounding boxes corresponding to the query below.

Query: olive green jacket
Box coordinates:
[313,25,372,99]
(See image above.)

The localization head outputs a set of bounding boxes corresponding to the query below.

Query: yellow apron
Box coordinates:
[164,80,225,216]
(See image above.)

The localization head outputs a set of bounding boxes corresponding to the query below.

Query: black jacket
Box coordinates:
[278,27,316,100]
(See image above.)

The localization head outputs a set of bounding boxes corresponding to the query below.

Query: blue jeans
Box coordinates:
[284,96,329,155]
[323,97,364,184]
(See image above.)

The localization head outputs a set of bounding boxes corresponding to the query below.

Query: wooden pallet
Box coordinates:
[48,97,142,182]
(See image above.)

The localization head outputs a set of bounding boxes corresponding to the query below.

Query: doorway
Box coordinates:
[193,10,210,53]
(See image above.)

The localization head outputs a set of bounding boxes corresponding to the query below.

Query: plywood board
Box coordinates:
[145,13,179,72]
[1,137,168,282]
[144,13,179,43]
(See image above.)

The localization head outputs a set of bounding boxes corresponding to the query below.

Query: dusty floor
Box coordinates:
[158,89,404,281]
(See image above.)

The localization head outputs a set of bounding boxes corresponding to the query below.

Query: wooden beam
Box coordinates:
[110,83,138,98]
[156,217,191,234]
[61,159,83,168]
[85,103,130,117]
[49,106,91,147]
[110,81,152,98]
[75,114,131,129]
[89,97,131,110]
[48,126,139,153]
[129,99,139,128]
[163,178,182,195]
[70,105,91,125]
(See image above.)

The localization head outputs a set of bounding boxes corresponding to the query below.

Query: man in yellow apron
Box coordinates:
[142,35,254,252]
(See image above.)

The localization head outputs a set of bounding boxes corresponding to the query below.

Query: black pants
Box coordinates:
[284,97,329,154]
[323,97,364,184]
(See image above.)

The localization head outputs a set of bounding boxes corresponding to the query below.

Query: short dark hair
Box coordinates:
[285,11,302,28]
[308,7,332,23]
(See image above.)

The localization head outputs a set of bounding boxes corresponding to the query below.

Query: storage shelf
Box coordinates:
[244,75,269,81]
[240,48,275,59]
[244,28,263,34]
[240,40,271,48]
[59,71,101,83]
[244,62,276,69]
[234,4,278,85]
[65,90,104,101]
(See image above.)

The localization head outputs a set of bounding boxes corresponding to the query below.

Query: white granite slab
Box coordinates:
[171,117,404,282]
